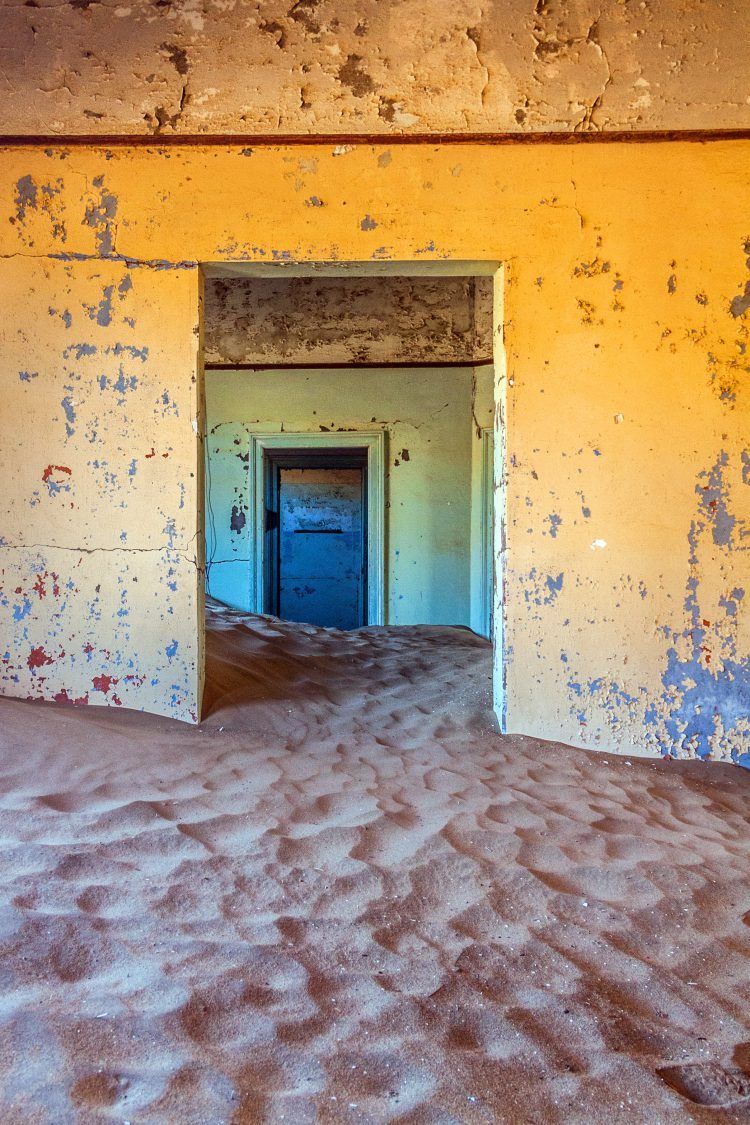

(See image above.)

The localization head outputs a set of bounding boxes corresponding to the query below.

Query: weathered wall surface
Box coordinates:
[0,141,747,761]
[204,276,493,365]
[0,249,202,721]
[1,1,749,136]
[206,365,492,627]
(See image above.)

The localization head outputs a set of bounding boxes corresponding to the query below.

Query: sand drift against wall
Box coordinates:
[0,601,748,1120]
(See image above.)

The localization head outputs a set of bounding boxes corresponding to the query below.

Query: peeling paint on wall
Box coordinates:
[0,140,747,758]
[0,250,202,722]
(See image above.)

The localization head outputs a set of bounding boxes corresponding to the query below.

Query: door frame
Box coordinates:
[250,431,386,625]
[480,426,494,641]
[262,447,369,624]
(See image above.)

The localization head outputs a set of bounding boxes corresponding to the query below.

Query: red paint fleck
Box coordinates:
[33,573,47,599]
[54,689,90,707]
[83,642,94,655]
[92,674,118,694]
[28,646,53,669]
[145,448,156,458]
[702,618,710,626]
[111,694,122,706]
[42,464,72,483]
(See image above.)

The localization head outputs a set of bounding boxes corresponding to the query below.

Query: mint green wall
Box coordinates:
[206,366,493,629]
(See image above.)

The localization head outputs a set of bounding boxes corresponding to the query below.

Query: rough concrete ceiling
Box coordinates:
[203,275,494,365]
[0,0,747,136]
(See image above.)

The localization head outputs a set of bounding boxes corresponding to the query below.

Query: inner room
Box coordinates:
[203,267,497,640]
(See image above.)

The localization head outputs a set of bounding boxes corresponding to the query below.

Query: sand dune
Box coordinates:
[0,599,748,1122]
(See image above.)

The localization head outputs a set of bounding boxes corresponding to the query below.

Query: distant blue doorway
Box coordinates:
[263,449,368,630]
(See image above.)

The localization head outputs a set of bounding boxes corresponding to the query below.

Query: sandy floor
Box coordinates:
[0,601,749,1123]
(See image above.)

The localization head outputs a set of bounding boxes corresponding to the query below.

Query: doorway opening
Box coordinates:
[200,261,506,726]
[262,447,368,630]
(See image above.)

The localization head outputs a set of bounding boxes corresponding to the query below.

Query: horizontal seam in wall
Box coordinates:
[0,251,197,270]
[0,130,748,148]
[204,359,495,371]
[1,542,199,559]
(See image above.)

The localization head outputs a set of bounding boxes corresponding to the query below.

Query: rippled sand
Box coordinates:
[0,600,749,1123]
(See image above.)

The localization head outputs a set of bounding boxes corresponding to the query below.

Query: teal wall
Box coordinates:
[205,365,493,628]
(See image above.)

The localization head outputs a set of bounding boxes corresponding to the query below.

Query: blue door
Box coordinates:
[274,464,366,629]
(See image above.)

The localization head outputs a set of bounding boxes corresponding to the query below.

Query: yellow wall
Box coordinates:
[0,141,747,762]
[0,247,203,720]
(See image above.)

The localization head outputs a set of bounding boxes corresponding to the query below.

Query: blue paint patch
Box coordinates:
[64,343,98,359]
[18,371,38,382]
[96,285,114,327]
[719,586,744,617]
[99,368,138,397]
[14,175,37,220]
[646,451,749,764]
[545,573,564,599]
[113,368,138,395]
[159,390,179,418]
[61,395,76,436]
[661,647,750,759]
[163,518,177,548]
[546,513,562,538]
[564,452,749,763]
[166,639,178,659]
[696,451,735,546]
[49,306,72,328]
[12,599,31,621]
[522,568,565,608]
[112,342,148,362]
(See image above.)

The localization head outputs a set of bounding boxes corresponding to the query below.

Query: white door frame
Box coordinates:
[480,426,494,641]
[250,430,386,626]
